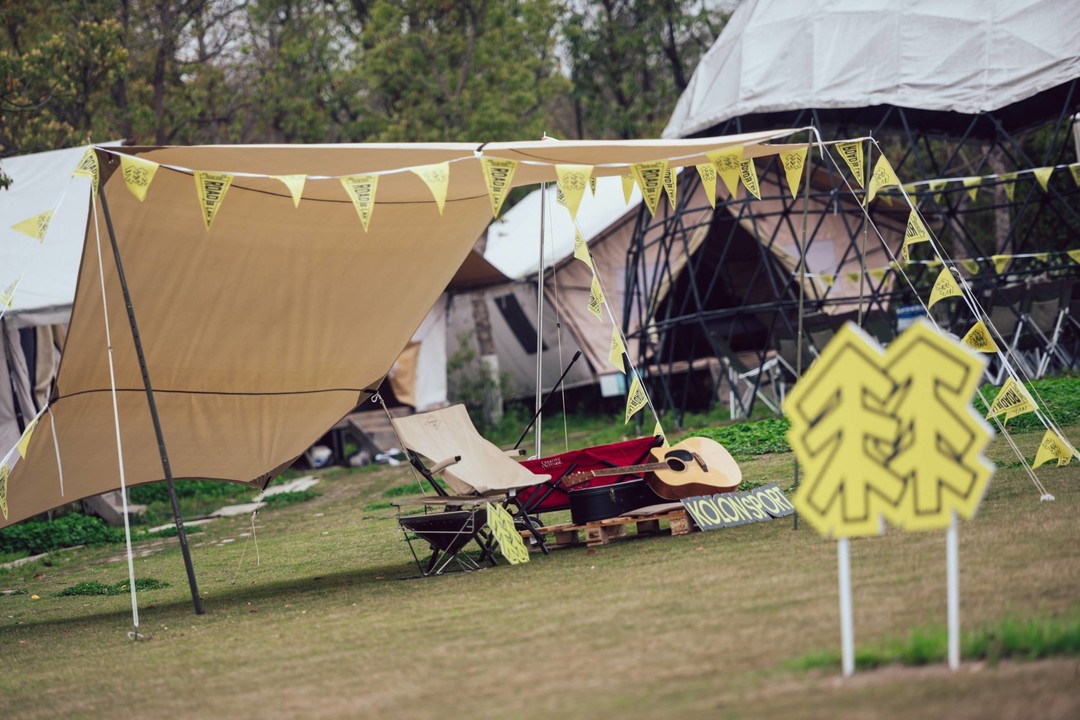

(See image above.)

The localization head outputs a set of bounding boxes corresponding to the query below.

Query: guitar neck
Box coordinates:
[563,462,667,486]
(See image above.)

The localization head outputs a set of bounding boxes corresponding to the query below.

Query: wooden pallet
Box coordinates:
[520,508,693,549]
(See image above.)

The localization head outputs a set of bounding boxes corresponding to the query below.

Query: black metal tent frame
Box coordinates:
[623,80,1080,423]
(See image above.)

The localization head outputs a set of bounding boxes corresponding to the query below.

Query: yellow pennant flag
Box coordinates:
[779,146,808,199]
[696,163,717,208]
[1001,172,1017,201]
[929,179,947,205]
[589,175,597,197]
[71,147,100,194]
[928,267,962,308]
[834,141,865,187]
[340,175,379,232]
[1033,166,1054,193]
[624,373,648,425]
[991,254,1011,275]
[609,326,626,373]
[845,271,861,284]
[412,162,450,215]
[16,416,37,459]
[555,164,592,221]
[739,159,761,200]
[555,186,567,208]
[273,175,306,208]
[0,462,8,520]
[706,146,742,197]
[819,273,835,288]
[120,155,159,202]
[587,273,605,320]
[901,210,931,261]
[652,421,669,447]
[868,267,887,283]
[0,277,19,308]
[1033,429,1073,469]
[960,258,980,275]
[573,225,592,269]
[963,176,982,201]
[12,211,54,243]
[1069,164,1080,188]
[865,154,900,205]
[986,376,1037,421]
[662,167,677,209]
[631,160,667,217]
[479,158,517,218]
[962,320,998,354]
[1035,252,1050,263]
[1068,249,1080,265]
[621,172,636,204]
[194,171,234,230]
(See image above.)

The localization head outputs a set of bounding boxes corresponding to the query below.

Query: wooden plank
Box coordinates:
[518,509,693,548]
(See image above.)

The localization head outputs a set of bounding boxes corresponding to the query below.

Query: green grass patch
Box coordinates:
[261,490,321,509]
[145,525,204,539]
[692,416,791,459]
[0,514,125,556]
[54,577,171,597]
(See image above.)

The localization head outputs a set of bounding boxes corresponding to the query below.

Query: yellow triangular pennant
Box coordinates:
[845,271,861,284]
[412,162,450,215]
[555,186,567,208]
[1033,166,1054,193]
[16,416,37,459]
[928,267,963,309]
[630,160,667,217]
[652,421,669,447]
[0,462,7,520]
[1068,249,1080,265]
[71,147,100,194]
[194,171,234,230]
[962,320,998,354]
[480,157,517,218]
[929,179,947,205]
[340,175,379,232]
[0,277,19,308]
[960,259,980,275]
[706,146,743,197]
[589,175,597,197]
[834,141,865,188]
[963,176,982,202]
[865,154,900,205]
[986,376,1037,421]
[1002,172,1017,201]
[1033,429,1073,469]
[573,225,592,269]
[587,273,605,320]
[739,159,761,200]
[779,146,808,199]
[991,254,1011,275]
[662,168,677,209]
[901,210,931,261]
[1069,164,1080,188]
[273,175,306,208]
[555,164,592,221]
[624,374,648,425]
[1035,252,1050,263]
[696,163,717,208]
[621,172,636,204]
[11,211,54,243]
[868,267,887,283]
[820,273,835,288]
[609,326,626,373]
[119,155,159,202]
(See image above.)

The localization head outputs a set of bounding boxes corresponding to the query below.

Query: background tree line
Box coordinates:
[0,0,731,156]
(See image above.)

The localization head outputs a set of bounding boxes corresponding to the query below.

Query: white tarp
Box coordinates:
[665,0,1080,138]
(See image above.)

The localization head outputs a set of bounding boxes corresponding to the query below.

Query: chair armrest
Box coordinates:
[430,455,462,474]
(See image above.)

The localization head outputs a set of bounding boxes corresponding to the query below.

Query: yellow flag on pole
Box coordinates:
[1033,429,1073,468]
[555,164,592,221]
[928,267,962,308]
[779,146,808,199]
[480,157,517,218]
[991,254,1011,275]
[834,141,865,187]
[820,273,835,288]
[986,376,1037,421]
[960,259,980,275]
[901,210,931,261]
[1033,167,1053,193]
[624,374,648,425]
[11,211,53,242]
[273,175,306,208]
[0,277,19,308]
[963,176,982,201]
[739,159,761,200]
[1002,172,1017,201]
[865,154,900,205]
[16,416,37,459]
[72,147,99,194]
[194,171,234,230]
[1035,252,1050,264]
[706,146,742,197]
[573,225,592,269]
[340,175,378,232]
[696,163,717,208]
[587,274,604,320]
[120,155,159,202]
[662,167,677,209]
[631,160,667,217]
[412,162,450,215]
[621,172,636,204]
[609,326,626,373]
[962,320,998,353]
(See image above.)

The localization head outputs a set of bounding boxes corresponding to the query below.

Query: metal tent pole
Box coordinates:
[98,182,204,616]
[534,182,547,459]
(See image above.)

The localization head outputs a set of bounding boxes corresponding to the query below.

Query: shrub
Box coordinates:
[0,514,125,556]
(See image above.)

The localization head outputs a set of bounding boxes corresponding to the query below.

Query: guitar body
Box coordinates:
[645,437,742,500]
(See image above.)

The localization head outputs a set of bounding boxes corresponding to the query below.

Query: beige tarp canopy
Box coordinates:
[2,132,797,528]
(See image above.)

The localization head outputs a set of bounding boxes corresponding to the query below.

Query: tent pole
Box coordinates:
[534,182,547,459]
[98,185,205,616]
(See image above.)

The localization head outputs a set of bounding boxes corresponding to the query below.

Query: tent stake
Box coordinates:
[99,184,205,616]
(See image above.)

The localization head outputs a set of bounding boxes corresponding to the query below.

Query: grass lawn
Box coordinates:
[1,417,1078,719]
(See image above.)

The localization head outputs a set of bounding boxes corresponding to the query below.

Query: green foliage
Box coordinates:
[692,417,792,460]
[129,480,244,505]
[0,514,124,556]
[447,331,512,433]
[261,490,321,509]
[55,577,170,597]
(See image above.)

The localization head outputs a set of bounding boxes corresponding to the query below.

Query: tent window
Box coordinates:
[495,294,547,354]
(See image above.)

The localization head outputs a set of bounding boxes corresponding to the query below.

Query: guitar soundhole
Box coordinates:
[664,449,694,472]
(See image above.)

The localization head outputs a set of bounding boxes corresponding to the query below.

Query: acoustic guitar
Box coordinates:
[562,436,742,500]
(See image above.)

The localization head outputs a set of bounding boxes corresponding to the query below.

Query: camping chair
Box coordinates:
[1020,279,1074,378]
[396,503,491,576]
[390,404,553,559]
[702,321,782,419]
[985,283,1032,383]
